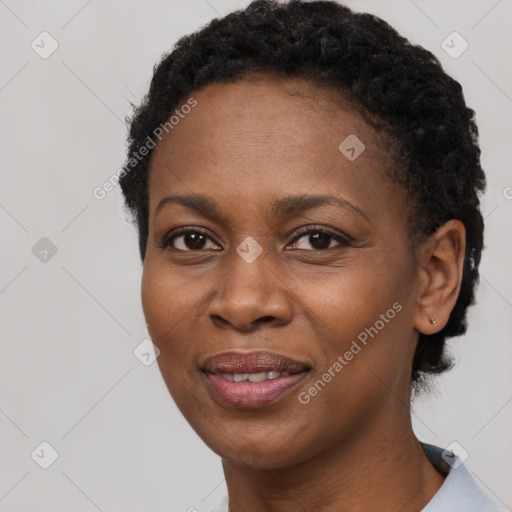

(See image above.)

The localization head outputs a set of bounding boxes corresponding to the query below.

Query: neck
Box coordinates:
[221,404,446,512]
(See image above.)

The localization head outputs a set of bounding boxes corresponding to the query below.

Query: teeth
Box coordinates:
[248,372,267,383]
[219,371,284,382]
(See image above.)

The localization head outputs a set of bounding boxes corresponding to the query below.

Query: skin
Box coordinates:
[141,73,466,512]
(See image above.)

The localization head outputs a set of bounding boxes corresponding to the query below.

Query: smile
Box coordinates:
[216,370,290,382]
[200,351,311,408]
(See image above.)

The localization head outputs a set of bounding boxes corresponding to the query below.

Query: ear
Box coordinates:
[413,220,466,335]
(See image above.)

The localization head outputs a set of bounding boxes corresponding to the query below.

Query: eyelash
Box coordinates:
[158,225,351,251]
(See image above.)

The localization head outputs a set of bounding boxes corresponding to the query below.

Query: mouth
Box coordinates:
[200,351,311,408]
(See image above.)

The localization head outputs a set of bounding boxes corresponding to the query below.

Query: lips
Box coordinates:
[200,351,311,408]
[202,350,310,374]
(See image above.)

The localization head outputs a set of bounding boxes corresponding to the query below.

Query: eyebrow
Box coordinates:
[155,193,370,222]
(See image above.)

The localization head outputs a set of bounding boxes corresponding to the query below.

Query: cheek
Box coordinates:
[290,274,411,444]
[302,257,398,330]
[299,251,414,379]
[141,263,207,414]
[141,263,200,360]
[141,265,170,332]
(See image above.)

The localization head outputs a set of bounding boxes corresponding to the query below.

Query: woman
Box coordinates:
[119,1,504,510]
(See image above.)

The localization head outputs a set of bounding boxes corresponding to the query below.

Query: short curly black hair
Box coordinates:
[119,0,485,392]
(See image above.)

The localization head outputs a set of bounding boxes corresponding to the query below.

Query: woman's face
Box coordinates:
[142,74,423,468]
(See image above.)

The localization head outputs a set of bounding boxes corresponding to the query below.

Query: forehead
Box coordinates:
[147,74,399,222]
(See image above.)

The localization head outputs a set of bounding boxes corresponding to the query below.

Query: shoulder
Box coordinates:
[421,443,505,512]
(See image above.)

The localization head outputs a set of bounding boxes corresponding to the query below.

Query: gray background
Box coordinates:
[0,0,511,510]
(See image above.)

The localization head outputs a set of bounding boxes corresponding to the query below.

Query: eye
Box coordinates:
[288,226,350,251]
[159,228,221,252]
[158,225,351,252]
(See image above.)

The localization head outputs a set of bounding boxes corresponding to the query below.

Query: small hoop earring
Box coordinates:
[428,314,437,327]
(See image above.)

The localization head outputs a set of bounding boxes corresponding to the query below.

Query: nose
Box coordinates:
[207,247,294,332]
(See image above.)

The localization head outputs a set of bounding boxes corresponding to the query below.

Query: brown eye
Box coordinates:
[289,227,350,251]
[160,229,221,251]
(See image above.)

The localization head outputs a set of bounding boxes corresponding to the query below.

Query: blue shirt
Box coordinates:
[208,443,505,511]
